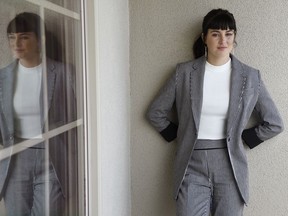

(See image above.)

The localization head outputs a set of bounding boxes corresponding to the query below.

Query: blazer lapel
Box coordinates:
[226,55,247,135]
[0,61,17,137]
[40,59,56,127]
[190,56,206,131]
[46,60,56,110]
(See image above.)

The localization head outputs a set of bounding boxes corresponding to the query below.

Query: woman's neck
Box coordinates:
[19,56,41,68]
[206,55,230,66]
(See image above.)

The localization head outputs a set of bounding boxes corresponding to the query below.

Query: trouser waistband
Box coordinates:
[194,139,227,150]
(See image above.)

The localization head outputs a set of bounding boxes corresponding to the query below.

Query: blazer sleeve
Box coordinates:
[146,67,179,142]
[242,72,284,148]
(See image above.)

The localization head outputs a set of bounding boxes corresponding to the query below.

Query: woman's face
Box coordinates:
[204,29,235,63]
[8,32,40,62]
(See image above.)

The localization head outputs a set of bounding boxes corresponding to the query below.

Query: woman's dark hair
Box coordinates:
[7,12,63,61]
[193,9,237,59]
[7,12,43,41]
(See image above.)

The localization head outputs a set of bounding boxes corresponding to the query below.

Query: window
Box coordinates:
[0,0,87,215]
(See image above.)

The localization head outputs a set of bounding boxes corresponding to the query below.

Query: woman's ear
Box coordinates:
[201,33,206,44]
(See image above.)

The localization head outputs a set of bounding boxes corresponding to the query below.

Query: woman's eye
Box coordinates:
[20,36,29,40]
[8,35,15,40]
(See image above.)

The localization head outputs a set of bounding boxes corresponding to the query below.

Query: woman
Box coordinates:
[0,12,76,216]
[146,9,284,216]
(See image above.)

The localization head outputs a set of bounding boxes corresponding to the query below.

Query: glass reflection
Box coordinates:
[0,9,80,216]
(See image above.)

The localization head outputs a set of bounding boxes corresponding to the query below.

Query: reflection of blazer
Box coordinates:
[0,59,76,199]
[147,55,284,203]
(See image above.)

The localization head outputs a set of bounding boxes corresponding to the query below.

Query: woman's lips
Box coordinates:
[217,47,228,50]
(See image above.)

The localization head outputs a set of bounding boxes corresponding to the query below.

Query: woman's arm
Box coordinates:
[146,69,178,142]
[242,72,284,148]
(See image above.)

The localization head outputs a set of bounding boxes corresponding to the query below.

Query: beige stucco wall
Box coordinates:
[130,1,288,215]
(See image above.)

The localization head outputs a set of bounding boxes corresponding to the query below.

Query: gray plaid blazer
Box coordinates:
[147,55,284,203]
[0,59,76,199]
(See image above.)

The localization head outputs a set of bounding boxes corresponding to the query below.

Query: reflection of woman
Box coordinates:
[147,9,284,216]
[0,12,75,215]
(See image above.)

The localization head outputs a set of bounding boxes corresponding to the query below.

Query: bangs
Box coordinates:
[7,13,40,35]
[202,10,237,34]
[208,14,236,30]
[7,20,35,33]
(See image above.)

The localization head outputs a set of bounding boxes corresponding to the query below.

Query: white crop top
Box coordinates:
[13,62,43,139]
[197,59,231,139]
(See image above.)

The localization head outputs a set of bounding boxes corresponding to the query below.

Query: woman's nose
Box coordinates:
[14,37,21,46]
[16,39,20,46]
[219,34,226,43]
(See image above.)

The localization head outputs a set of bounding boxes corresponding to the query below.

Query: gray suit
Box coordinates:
[0,59,76,201]
[147,55,284,204]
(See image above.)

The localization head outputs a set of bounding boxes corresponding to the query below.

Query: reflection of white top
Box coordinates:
[13,62,43,139]
[198,59,231,140]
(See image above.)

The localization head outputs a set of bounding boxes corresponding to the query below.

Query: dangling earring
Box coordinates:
[231,41,237,55]
[201,34,208,58]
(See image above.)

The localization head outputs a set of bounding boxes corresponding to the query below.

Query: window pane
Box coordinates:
[0,1,85,216]
[46,0,80,13]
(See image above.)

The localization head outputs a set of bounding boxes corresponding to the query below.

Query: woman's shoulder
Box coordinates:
[177,56,205,67]
[231,55,259,73]
[231,55,261,84]
[176,56,206,73]
[0,61,17,77]
[46,58,64,70]
[46,58,74,77]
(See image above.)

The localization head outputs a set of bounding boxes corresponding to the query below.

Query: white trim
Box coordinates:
[25,0,80,20]
[80,0,89,215]
[0,119,83,160]
[39,8,50,214]
[84,0,101,215]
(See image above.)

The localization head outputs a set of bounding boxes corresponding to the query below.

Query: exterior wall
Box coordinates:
[130,1,288,215]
